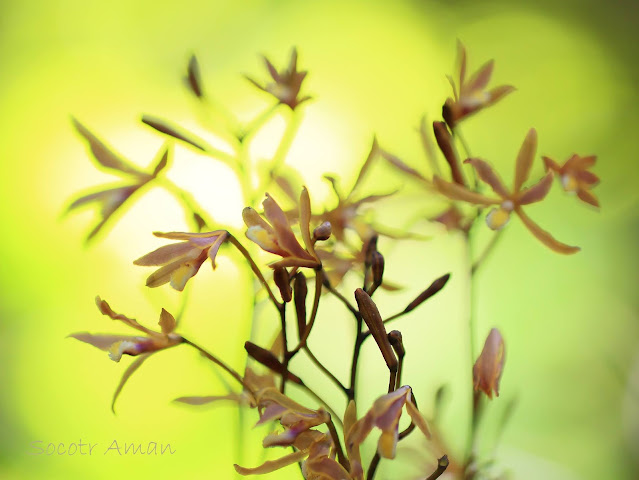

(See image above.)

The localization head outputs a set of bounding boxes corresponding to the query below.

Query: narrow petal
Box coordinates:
[466,60,494,92]
[433,176,499,205]
[515,207,580,254]
[207,232,228,269]
[566,154,596,170]
[306,456,351,479]
[72,118,146,177]
[349,136,380,197]
[174,394,244,405]
[518,172,553,205]
[380,150,427,181]
[263,194,311,259]
[145,259,183,288]
[464,158,509,197]
[405,399,431,439]
[575,170,599,186]
[542,156,561,173]
[154,230,228,240]
[112,353,152,413]
[234,450,308,476]
[151,145,170,177]
[141,115,211,152]
[68,333,140,351]
[514,129,537,192]
[95,297,154,335]
[456,40,467,94]
[576,189,600,208]
[487,85,516,105]
[169,254,206,291]
[133,242,197,266]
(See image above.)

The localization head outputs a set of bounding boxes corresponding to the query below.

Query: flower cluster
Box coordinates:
[66,42,599,480]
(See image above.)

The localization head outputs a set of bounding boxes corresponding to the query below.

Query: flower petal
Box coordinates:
[464,158,509,197]
[174,394,244,405]
[486,85,516,106]
[577,189,600,208]
[433,176,499,205]
[515,207,580,254]
[68,333,142,351]
[133,242,198,266]
[112,353,152,413]
[234,449,309,475]
[158,308,176,334]
[405,398,431,439]
[466,59,494,93]
[514,128,537,192]
[518,172,553,205]
[72,118,147,177]
[263,194,312,260]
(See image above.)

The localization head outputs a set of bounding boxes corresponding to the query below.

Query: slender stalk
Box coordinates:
[303,345,348,394]
[326,417,349,470]
[290,267,322,354]
[228,235,281,310]
[156,177,215,229]
[471,230,504,274]
[279,304,289,394]
[425,456,449,480]
[240,103,280,143]
[367,454,381,480]
[323,276,360,318]
[182,337,246,389]
[348,329,363,401]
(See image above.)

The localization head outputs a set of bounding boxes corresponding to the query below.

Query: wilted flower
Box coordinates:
[243,189,320,269]
[473,328,505,399]
[543,154,600,207]
[434,129,580,254]
[246,48,312,110]
[134,230,228,291]
[347,386,431,478]
[69,297,182,362]
[67,119,169,241]
[443,41,515,128]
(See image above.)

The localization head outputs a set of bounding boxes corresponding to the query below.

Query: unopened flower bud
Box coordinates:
[403,273,451,314]
[244,341,303,384]
[273,267,292,303]
[293,272,308,340]
[355,288,397,371]
[371,251,385,287]
[473,328,505,399]
[312,221,332,241]
[433,121,465,185]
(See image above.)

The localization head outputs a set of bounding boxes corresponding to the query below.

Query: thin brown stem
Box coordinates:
[303,345,348,394]
[471,229,504,274]
[182,337,246,390]
[290,267,322,354]
[297,384,343,430]
[367,454,381,480]
[426,456,449,480]
[323,276,359,318]
[326,416,349,471]
[228,235,281,310]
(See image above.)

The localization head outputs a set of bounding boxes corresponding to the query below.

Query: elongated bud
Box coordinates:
[142,115,208,151]
[473,328,505,399]
[371,251,385,287]
[185,55,204,98]
[273,267,292,303]
[293,272,307,339]
[433,121,465,185]
[404,273,450,313]
[387,330,405,359]
[354,288,397,371]
[244,342,303,384]
[313,221,332,241]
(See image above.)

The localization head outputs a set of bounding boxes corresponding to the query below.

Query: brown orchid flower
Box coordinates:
[70,297,183,362]
[69,298,183,412]
[347,386,431,479]
[246,47,312,110]
[473,328,505,399]
[243,189,320,269]
[443,41,515,128]
[235,431,349,479]
[66,119,169,241]
[133,230,229,291]
[434,129,580,254]
[543,154,600,207]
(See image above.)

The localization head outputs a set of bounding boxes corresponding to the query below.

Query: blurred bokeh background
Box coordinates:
[1,0,638,479]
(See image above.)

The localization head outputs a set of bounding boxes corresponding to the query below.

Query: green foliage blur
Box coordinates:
[0,0,638,479]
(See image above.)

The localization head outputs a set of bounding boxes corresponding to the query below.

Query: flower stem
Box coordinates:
[227,234,282,310]
[182,337,246,390]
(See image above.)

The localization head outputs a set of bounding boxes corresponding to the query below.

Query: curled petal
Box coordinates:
[518,172,553,205]
[263,194,312,260]
[434,176,499,205]
[515,207,580,254]
[464,158,509,197]
[514,129,537,192]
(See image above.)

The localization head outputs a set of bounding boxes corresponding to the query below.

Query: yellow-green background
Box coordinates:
[1,0,638,479]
